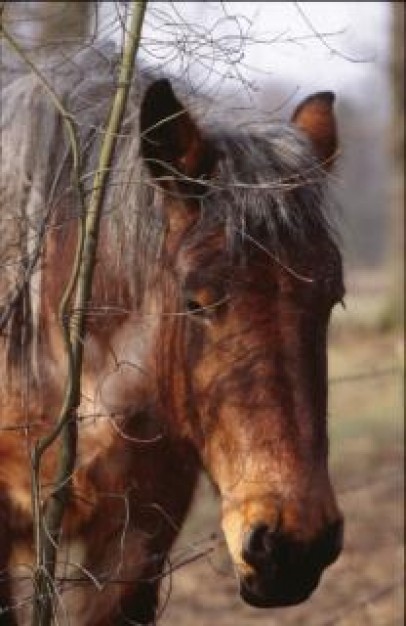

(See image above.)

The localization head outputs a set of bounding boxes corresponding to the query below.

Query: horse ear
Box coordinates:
[291,91,338,170]
[140,78,216,185]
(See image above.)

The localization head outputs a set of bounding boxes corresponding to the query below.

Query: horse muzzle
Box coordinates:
[238,518,344,608]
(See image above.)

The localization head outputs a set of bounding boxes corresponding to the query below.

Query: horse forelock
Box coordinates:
[197,127,337,257]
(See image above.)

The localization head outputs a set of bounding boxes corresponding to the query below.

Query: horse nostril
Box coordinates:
[242,523,276,570]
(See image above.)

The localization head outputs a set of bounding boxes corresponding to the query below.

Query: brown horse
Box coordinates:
[0,47,344,624]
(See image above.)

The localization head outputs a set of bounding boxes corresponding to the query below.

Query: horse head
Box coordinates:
[139,79,344,608]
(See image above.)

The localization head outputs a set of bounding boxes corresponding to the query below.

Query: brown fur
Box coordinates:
[0,66,344,623]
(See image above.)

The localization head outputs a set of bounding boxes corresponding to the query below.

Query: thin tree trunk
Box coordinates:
[387,2,404,326]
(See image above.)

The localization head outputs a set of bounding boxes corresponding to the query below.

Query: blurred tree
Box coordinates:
[35,1,93,44]
[387,1,404,327]
[2,1,94,50]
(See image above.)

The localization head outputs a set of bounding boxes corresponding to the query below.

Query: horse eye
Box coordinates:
[183,287,228,318]
[185,298,206,316]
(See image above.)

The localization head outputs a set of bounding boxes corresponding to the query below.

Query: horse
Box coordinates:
[0,45,345,625]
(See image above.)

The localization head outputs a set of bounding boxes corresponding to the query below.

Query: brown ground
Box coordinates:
[158,318,404,626]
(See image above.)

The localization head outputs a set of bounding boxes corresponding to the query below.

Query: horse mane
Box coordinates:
[0,41,338,386]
